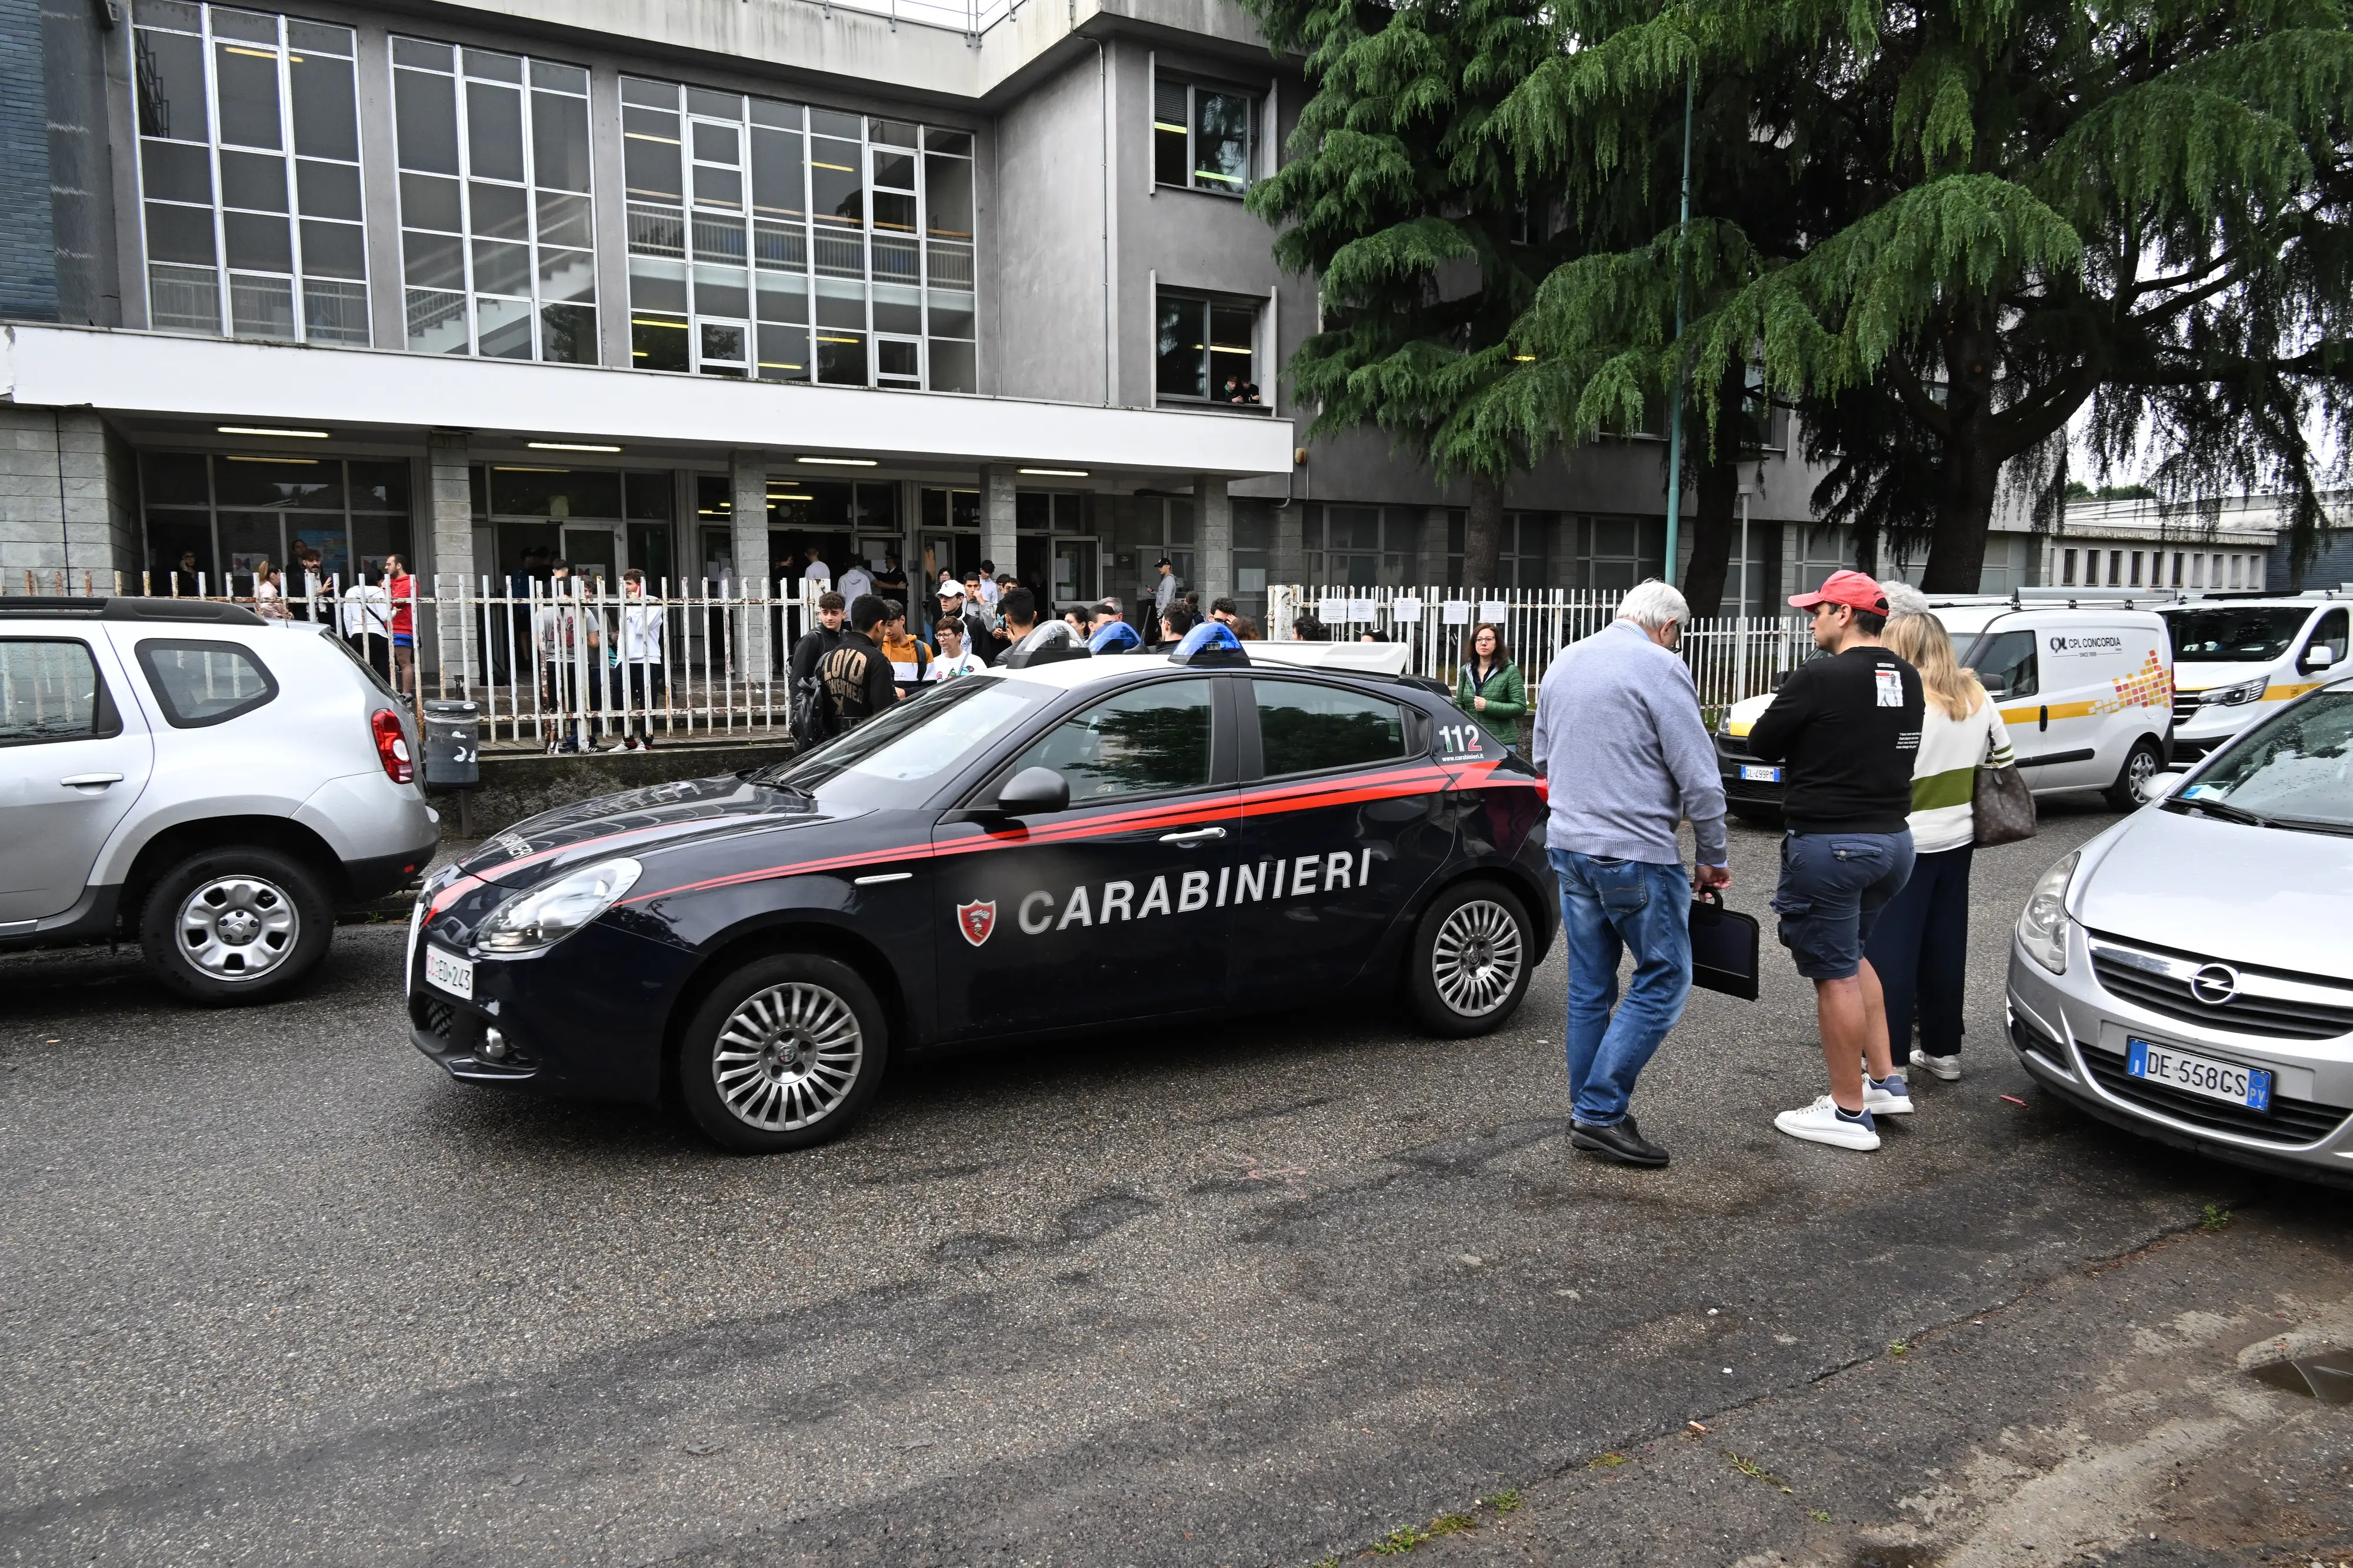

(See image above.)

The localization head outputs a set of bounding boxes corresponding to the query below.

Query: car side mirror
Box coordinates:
[2135,769,2185,805]
[994,766,1069,816]
[2304,646,2338,670]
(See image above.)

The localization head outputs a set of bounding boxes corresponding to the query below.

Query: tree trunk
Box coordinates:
[1462,475,1505,589]
[1920,316,2002,594]
[1681,372,1747,616]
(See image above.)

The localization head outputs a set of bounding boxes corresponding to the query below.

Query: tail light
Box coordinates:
[372,708,414,784]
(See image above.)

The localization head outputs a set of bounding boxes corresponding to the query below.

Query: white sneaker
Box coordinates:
[1775,1095,1881,1150]
[1865,1073,1914,1115]
[1911,1047,1962,1082]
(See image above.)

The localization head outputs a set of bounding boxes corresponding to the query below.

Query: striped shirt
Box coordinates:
[1908,692,2017,854]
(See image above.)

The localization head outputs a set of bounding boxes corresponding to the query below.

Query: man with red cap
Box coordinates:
[1746,569,1925,1152]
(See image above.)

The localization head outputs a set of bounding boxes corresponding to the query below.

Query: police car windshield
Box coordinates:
[752,678,1048,809]
[2173,690,2353,833]
[2161,606,2309,663]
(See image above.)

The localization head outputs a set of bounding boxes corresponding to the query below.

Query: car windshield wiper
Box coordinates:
[2264,812,2353,839]
[2168,795,2272,828]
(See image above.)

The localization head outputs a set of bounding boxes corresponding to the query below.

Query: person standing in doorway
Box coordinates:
[975,561,1001,609]
[533,560,580,752]
[1150,558,1178,640]
[1746,569,1925,1152]
[1455,623,1528,750]
[838,555,875,605]
[800,545,832,592]
[1528,581,1729,1168]
[1862,601,2014,1083]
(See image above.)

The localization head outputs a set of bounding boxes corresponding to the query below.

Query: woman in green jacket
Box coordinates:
[1455,622,1528,748]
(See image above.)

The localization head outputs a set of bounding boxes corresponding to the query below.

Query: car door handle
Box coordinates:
[1159,826,1227,846]
[59,773,123,789]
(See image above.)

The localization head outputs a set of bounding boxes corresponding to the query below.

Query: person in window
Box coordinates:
[610,568,666,751]
[1455,622,1528,749]
[821,595,899,729]
[384,553,418,702]
[1861,595,2014,1085]
[879,599,932,696]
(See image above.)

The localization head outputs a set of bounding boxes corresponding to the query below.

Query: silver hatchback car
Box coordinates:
[1,596,439,1001]
[2007,670,2353,1185]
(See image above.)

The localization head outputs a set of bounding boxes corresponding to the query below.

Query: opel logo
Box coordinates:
[2189,963,2241,1005]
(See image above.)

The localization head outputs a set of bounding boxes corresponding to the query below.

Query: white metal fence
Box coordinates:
[12,569,821,752]
[1267,585,1815,718]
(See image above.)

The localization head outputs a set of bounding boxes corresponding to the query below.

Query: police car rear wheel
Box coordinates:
[679,955,888,1153]
[1408,880,1533,1036]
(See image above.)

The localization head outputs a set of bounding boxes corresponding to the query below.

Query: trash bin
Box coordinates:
[423,699,479,789]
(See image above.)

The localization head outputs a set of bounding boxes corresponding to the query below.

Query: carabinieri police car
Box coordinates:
[405,633,1554,1153]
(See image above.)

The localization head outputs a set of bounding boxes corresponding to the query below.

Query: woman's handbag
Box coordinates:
[1688,888,1761,1001]
[1972,756,2037,846]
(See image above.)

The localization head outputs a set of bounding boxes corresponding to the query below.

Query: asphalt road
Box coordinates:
[3,797,2347,1568]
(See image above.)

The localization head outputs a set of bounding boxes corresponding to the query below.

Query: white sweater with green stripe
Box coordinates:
[1909,695,2017,854]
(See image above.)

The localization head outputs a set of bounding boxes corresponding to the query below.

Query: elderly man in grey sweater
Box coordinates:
[1528,579,1731,1168]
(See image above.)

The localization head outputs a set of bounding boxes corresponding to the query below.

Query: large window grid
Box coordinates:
[132,4,368,344]
[622,79,976,392]
[1152,76,1255,195]
[1305,504,1414,588]
[392,38,596,362]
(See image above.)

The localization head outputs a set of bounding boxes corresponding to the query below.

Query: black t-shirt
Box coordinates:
[1745,644,1924,835]
[821,631,898,724]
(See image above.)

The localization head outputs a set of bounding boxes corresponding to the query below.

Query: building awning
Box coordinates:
[2,323,1295,480]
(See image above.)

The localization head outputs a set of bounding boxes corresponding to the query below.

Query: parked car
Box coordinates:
[404,639,1554,1152]
[2159,592,2349,763]
[1717,598,2175,818]
[2007,672,2353,1186]
[0,597,439,1000]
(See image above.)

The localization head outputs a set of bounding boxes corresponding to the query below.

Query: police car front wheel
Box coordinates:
[1407,880,1535,1036]
[678,955,889,1153]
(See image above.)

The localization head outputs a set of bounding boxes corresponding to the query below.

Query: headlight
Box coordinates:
[476,857,642,955]
[2014,850,2079,975]
[2198,677,2268,708]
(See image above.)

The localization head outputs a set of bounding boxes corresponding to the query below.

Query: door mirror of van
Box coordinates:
[994,766,1069,816]
[2135,769,2186,805]
[2304,645,2339,670]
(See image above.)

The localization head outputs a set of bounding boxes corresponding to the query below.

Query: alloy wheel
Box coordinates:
[712,982,865,1131]
[1431,898,1524,1017]
[176,875,301,981]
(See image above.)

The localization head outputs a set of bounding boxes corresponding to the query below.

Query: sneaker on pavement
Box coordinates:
[1775,1095,1881,1151]
[1865,1073,1914,1115]
[1910,1047,1962,1082]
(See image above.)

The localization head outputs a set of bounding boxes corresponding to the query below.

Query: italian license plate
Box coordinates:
[2127,1036,2272,1110]
[1739,764,1783,783]
[424,946,474,1000]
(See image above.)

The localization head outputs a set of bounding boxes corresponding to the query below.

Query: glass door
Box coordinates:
[561,525,618,588]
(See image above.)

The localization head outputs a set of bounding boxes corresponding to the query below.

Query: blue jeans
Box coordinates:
[1549,849,1694,1127]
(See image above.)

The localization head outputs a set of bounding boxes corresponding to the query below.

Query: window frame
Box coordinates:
[1244,675,1414,783]
[1154,287,1262,406]
[0,639,125,749]
[132,5,369,345]
[1152,74,1257,197]
[134,637,282,729]
[391,37,596,363]
[987,675,1223,808]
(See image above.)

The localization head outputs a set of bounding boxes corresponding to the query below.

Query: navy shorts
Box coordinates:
[1772,830,1915,981]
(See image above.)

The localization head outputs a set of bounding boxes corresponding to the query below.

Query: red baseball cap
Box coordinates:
[1788,569,1888,613]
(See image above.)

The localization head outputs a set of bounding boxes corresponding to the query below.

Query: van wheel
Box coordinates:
[678,955,889,1153]
[1405,879,1535,1037]
[140,846,333,1004]
[2104,736,2164,812]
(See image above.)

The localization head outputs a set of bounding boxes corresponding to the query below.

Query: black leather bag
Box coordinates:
[1688,888,1761,1001]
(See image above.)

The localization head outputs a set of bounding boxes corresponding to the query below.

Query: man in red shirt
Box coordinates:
[384,553,416,701]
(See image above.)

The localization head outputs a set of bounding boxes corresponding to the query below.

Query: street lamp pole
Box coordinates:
[1662,65,1694,588]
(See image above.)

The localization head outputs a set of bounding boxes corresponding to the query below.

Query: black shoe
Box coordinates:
[1571,1115,1669,1168]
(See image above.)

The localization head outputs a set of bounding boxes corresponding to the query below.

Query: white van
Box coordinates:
[1718,598,2175,818]
[2158,593,2350,763]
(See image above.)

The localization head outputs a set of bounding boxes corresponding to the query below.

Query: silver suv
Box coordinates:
[0,597,439,1002]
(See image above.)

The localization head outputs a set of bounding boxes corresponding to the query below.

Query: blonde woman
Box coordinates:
[1861,606,2015,1083]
